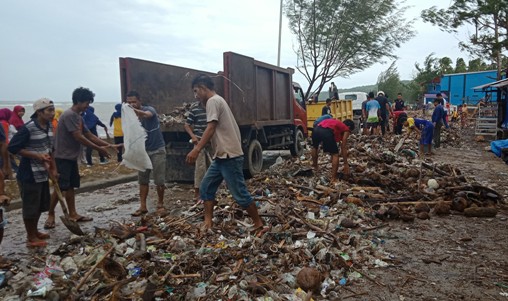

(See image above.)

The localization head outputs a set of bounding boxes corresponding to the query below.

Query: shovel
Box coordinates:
[394,137,405,153]
[50,179,85,236]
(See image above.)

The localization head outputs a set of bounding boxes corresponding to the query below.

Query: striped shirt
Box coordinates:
[186,102,207,137]
[8,119,54,183]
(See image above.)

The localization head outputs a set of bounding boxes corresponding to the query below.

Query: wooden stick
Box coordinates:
[76,245,115,291]
[377,200,451,206]
[168,273,201,279]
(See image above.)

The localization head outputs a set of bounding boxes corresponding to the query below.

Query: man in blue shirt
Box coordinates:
[431,94,449,148]
[126,91,167,216]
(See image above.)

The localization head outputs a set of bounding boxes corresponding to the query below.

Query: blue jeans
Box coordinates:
[200,156,253,208]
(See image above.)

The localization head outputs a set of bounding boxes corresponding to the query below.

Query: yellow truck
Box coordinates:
[306,99,353,133]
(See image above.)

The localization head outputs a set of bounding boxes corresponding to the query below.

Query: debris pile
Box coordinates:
[0,133,503,300]
[158,102,193,127]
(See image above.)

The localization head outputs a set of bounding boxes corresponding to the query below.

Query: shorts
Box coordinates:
[18,181,50,219]
[56,158,80,190]
[138,148,166,185]
[194,148,211,189]
[200,156,253,208]
[421,125,434,145]
[311,126,339,154]
[366,122,379,128]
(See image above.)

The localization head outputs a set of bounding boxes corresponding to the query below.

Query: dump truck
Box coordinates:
[119,52,308,181]
[306,99,353,133]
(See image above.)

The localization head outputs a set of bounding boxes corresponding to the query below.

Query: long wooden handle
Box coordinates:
[50,179,70,217]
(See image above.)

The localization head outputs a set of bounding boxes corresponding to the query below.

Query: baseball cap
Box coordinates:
[377,91,385,96]
[31,98,55,118]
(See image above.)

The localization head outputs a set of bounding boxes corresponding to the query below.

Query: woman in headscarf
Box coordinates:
[109,103,123,162]
[0,109,12,142]
[9,105,25,131]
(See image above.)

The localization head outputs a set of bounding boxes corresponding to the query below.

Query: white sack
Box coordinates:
[120,103,153,171]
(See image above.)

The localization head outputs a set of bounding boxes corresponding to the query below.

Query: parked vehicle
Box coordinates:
[338,92,368,116]
[306,100,353,132]
[119,52,308,179]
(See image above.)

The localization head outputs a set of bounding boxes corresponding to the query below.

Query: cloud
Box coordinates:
[0,0,477,102]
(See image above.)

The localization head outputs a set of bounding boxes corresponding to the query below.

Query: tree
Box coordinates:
[411,54,440,103]
[285,0,415,100]
[455,58,467,73]
[438,57,454,74]
[422,0,508,79]
[468,58,489,72]
[377,61,402,101]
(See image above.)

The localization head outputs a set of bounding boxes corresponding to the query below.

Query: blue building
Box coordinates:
[440,70,499,105]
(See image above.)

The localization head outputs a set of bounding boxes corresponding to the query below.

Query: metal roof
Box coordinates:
[472,78,508,90]
[443,69,497,77]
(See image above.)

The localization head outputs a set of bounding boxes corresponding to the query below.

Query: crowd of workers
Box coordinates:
[311,89,469,184]
[0,75,475,251]
[0,73,271,250]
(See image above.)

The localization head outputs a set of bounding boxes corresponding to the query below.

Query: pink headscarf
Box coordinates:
[0,108,12,122]
[9,105,25,130]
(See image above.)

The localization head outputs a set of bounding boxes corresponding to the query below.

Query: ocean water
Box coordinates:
[1,101,119,138]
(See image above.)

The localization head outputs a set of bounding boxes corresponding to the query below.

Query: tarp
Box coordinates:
[120,104,153,171]
[491,139,508,157]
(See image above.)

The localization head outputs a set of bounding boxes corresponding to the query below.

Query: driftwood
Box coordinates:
[464,207,498,217]
[76,245,115,291]
[364,195,423,204]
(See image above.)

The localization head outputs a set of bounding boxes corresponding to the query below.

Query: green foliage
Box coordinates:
[422,0,508,78]
[438,57,454,74]
[377,61,402,100]
[455,58,467,72]
[285,0,415,100]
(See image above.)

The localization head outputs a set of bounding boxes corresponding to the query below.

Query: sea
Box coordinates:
[1,101,118,138]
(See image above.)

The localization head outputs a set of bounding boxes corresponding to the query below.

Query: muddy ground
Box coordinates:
[0,127,507,300]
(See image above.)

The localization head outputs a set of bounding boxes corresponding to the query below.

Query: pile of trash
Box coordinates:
[0,134,503,300]
[158,102,193,127]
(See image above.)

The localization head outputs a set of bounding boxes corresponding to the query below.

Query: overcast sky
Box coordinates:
[1,0,472,103]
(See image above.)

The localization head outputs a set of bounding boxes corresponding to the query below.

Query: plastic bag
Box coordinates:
[120,104,153,171]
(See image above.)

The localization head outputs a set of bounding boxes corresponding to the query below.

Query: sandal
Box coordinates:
[27,240,48,248]
[44,219,56,229]
[131,209,148,217]
[71,215,93,222]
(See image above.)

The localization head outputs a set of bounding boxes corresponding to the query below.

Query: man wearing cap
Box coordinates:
[311,117,355,183]
[44,87,114,229]
[8,98,58,247]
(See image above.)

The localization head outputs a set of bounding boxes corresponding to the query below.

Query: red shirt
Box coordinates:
[393,110,406,121]
[318,118,350,142]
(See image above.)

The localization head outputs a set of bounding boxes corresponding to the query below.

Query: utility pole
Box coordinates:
[277,0,283,67]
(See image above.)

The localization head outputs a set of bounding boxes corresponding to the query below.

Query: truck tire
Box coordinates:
[290,129,305,157]
[247,139,263,177]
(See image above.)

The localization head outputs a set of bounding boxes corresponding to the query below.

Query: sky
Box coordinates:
[0,0,473,103]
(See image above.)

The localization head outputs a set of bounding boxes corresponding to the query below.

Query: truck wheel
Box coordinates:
[247,139,263,177]
[290,129,305,157]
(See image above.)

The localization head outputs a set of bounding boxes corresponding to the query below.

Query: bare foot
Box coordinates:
[44,215,56,229]
[36,232,50,239]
